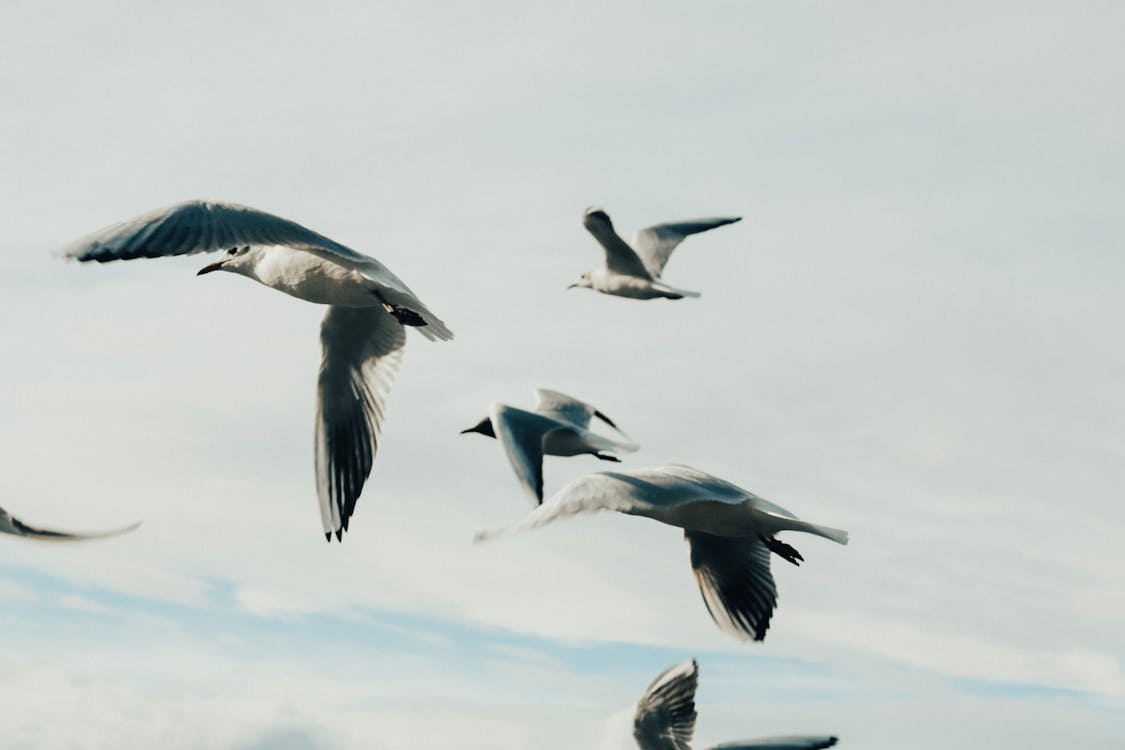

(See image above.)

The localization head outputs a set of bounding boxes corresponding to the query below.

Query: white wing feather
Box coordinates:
[632,217,741,277]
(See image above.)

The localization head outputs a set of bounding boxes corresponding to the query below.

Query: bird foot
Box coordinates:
[761,536,804,566]
[593,453,621,462]
[382,304,427,327]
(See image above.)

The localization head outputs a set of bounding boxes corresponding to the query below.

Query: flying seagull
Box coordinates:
[476,465,848,642]
[569,207,740,299]
[60,200,453,541]
[460,389,638,504]
[1,504,140,541]
[633,659,839,750]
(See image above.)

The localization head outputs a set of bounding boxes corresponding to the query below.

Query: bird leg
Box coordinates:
[593,453,621,462]
[761,536,804,566]
[372,291,428,327]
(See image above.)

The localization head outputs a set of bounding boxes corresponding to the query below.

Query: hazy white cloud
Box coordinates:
[1,0,1123,748]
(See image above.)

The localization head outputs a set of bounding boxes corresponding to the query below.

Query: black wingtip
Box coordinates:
[334,529,343,542]
[324,532,332,543]
[593,409,620,430]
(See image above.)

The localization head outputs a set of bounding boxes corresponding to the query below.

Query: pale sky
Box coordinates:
[1,1,1123,748]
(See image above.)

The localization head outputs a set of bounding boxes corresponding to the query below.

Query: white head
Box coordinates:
[196,245,259,277]
[567,271,594,290]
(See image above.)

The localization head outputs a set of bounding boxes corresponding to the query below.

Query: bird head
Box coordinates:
[459,416,495,438]
[567,271,593,290]
[197,245,255,276]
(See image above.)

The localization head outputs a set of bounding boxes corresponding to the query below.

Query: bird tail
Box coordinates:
[792,520,849,545]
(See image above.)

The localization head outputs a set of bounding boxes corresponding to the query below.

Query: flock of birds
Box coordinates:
[7,199,848,748]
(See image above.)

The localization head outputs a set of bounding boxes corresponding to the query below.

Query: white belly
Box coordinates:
[248,247,380,306]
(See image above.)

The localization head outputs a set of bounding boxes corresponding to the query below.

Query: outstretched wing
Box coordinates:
[60,200,372,266]
[533,389,595,429]
[490,404,570,505]
[686,531,777,642]
[0,505,140,542]
[634,659,699,750]
[582,207,651,278]
[705,737,838,750]
[632,217,741,278]
[315,305,406,541]
[534,388,630,436]
[474,464,745,542]
[58,200,454,341]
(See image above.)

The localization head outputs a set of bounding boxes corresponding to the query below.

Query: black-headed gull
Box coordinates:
[633,659,839,750]
[460,389,638,504]
[1,504,139,541]
[569,207,740,300]
[476,465,848,642]
[60,200,453,541]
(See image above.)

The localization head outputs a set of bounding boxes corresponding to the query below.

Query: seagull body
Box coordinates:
[570,207,741,300]
[461,389,638,504]
[476,464,848,641]
[1,504,139,542]
[60,200,452,541]
[633,659,839,750]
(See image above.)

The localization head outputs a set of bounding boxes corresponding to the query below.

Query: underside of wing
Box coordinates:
[706,737,838,750]
[490,404,568,505]
[634,659,699,750]
[533,388,595,429]
[60,200,371,266]
[315,306,406,541]
[686,531,777,642]
[582,207,652,278]
[0,505,140,542]
[632,216,741,277]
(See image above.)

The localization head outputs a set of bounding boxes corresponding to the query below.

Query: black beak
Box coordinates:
[197,261,225,276]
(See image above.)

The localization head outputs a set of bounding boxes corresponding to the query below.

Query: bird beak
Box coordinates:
[566,283,578,290]
[197,261,225,276]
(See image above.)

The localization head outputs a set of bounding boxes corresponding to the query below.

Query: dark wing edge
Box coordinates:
[633,216,742,277]
[315,306,406,541]
[633,658,700,750]
[686,531,777,642]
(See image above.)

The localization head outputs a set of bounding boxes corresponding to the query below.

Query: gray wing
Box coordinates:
[490,404,570,505]
[582,207,652,278]
[315,305,406,541]
[0,505,140,541]
[633,659,699,750]
[706,738,838,750]
[534,388,629,436]
[60,200,371,266]
[632,217,741,278]
[686,531,777,642]
[474,465,745,542]
[58,200,455,341]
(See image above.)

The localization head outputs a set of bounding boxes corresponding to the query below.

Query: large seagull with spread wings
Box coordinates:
[60,200,453,541]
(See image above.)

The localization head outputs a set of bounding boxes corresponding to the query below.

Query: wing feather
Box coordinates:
[705,737,838,750]
[632,217,741,277]
[490,404,568,505]
[582,207,651,278]
[686,532,777,642]
[633,659,699,750]
[315,305,405,540]
[0,505,140,542]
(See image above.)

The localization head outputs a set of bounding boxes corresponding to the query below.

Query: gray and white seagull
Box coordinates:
[569,207,741,300]
[60,200,453,541]
[632,659,839,750]
[1,503,139,542]
[460,389,638,504]
[476,465,848,642]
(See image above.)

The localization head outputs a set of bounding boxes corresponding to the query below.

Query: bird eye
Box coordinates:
[227,247,238,255]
